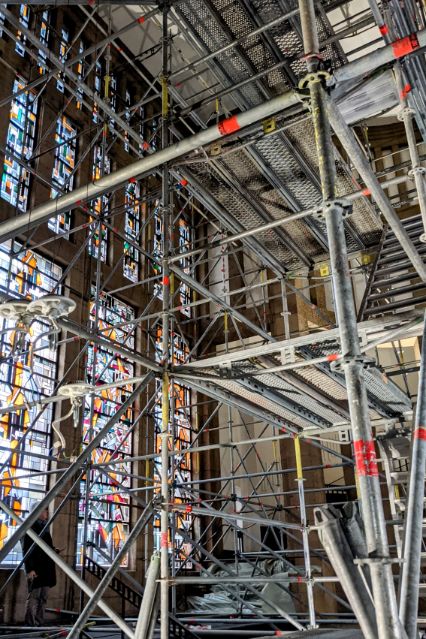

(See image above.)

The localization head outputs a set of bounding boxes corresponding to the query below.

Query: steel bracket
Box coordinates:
[408,166,426,177]
[298,69,331,91]
[397,106,415,121]
[330,354,375,371]
[313,199,353,220]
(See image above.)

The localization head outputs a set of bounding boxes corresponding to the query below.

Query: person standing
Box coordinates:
[22,506,57,626]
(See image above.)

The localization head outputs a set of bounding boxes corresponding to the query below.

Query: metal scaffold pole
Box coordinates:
[160,4,171,639]
[399,311,426,638]
[293,435,316,629]
[298,0,406,637]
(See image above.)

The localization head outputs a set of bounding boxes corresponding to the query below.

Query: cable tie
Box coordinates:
[180,178,188,187]
[129,177,137,183]
[379,24,389,35]
[353,439,379,477]
[217,114,240,136]
[163,276,170,286]
[362,188,371,196]
[137,16,145,24]
[392,33,420,59]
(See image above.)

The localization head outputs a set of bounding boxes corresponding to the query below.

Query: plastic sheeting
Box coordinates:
[186,560,296,615]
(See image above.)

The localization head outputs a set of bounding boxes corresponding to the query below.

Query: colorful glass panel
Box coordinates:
[124,89,131,152]
[92,61,102,124]
[152,200,162,299]
[56,26,69,93]
[76,40,84,110]
[0,241,61,563]
[123,181,140,283]
[49,116,77,234]
[109,74,117,130]
[15,4,29,57]
[153,328,193,569]
[37,10,49,75]
[78,289,135,566]
[178,218,191,317]
[88,145,110,262]
[1,77,38,212]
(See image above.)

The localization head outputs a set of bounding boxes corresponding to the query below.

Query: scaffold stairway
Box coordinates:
[358,213,426,320]
[84,557,198,638]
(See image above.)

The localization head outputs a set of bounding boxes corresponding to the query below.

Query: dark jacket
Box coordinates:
[22,520,57,589]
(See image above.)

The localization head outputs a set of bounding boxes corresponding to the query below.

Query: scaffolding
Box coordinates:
[0,0,424,638]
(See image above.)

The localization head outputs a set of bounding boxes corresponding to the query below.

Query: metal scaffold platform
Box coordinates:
[0,0,424,638]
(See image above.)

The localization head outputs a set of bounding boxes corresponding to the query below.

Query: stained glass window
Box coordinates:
[0,9,6,38]
[78,289,135,566]
[109,74,117,130]
[150,117,158,152]
[0,241,61,562]
[153,328,193,569]
[124,89,131,152]
[93,60,102,124]
[15,4,29,57]
[48,116,77,234]
[76,40,84,110]
[123,181,140,283]
[37,10,49,75]
[88,145,110,262]
[1,77,38,212]
[152,200,162,299]
[57,26,69,93]
[139,105,146,154]
[178,218,191,317]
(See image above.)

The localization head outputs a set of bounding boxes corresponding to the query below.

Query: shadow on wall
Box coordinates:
[0,569,27,623]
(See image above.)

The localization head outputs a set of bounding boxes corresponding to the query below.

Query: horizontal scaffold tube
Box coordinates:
[0,92,302,245]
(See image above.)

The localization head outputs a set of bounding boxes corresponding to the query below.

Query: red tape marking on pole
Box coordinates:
[362,188,371,196]
[414,426,426,440]
[160,531,168,548]
[327,353,339,362]
[217,115,240,136]
[379,24,389,35]
[400,83,412,99]
[353,439,379,476]
[392,33,420,58]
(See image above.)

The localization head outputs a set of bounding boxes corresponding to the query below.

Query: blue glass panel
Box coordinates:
[78,289,135,566]
[15,4,29,57]
[0,77,38,212]
[123,181,140,282]
[0,241,61,563]
[48,116,77,234]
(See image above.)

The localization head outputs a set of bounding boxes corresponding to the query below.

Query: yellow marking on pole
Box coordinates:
[161,75,169,118]
[104,75,111,99]
[224,311,228,332]
[294,435,303,481]
[355,471,361,500]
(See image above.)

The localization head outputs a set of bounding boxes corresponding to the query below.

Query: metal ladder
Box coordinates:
[378,436,426,630]
[358,213,426,320]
